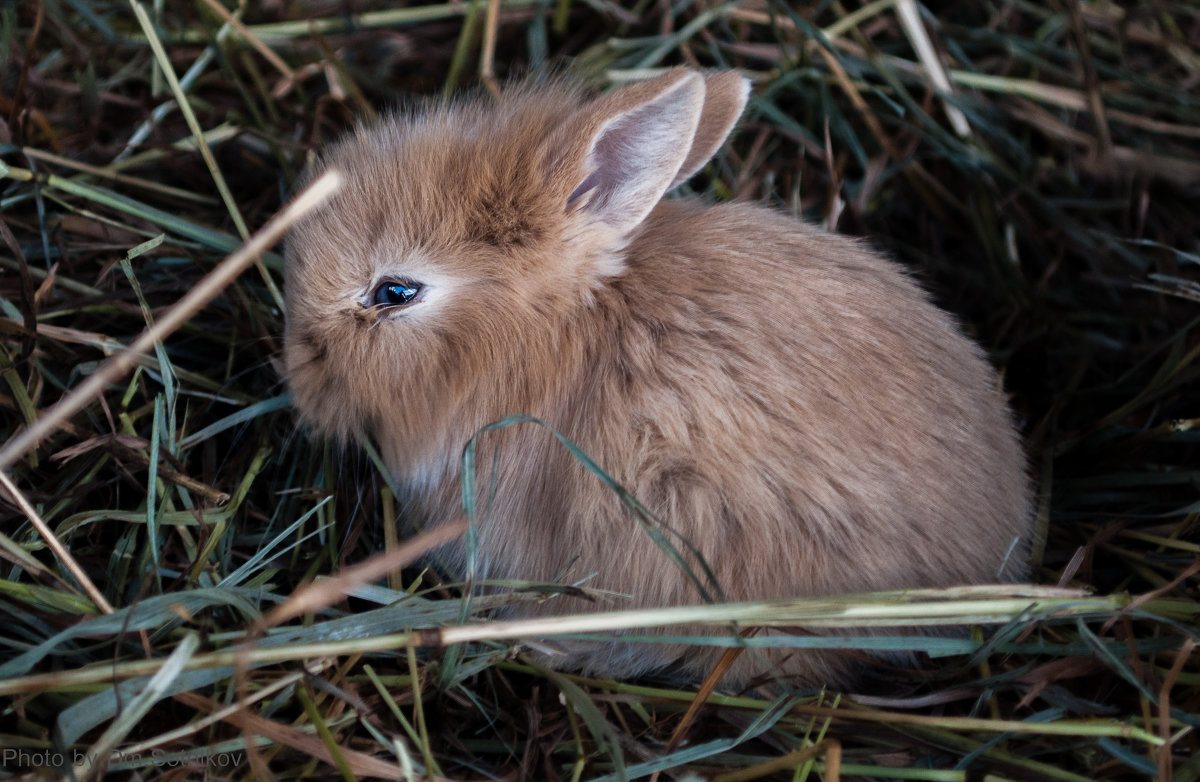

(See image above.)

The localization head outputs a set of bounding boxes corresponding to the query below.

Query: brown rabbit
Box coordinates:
[283,68,1032,686]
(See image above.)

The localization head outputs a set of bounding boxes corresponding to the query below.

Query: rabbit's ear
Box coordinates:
[566,69,706,233]
[667,72,750,190]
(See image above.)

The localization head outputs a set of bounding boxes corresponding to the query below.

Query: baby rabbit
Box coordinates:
[284,68,1032,686]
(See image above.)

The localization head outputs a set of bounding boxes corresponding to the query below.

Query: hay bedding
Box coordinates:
[0,2,1197,780]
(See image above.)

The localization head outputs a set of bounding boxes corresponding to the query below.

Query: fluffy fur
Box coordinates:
[284,69,1033,686]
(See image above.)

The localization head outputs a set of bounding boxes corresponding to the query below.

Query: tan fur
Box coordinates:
[283,69,1033,687]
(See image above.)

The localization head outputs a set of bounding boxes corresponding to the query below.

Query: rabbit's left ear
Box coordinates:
[564,69,707,234]
[667,72,750,190]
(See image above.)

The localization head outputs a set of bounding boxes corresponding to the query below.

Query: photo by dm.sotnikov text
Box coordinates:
[2,747,245,773]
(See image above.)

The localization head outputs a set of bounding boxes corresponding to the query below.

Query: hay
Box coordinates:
[1,1,1197,779]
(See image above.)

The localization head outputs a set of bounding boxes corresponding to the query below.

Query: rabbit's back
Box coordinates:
[597,199,1027,590]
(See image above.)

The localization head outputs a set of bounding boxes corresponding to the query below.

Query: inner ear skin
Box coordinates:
[566,72,706,234]
[567,171,602,207]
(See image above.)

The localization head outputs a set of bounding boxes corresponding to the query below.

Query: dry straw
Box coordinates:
[0,1,1196,780]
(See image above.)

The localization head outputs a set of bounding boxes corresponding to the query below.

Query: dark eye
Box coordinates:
[372,281,422,308]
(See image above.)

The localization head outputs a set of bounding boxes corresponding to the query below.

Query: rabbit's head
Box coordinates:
[283,69,749,470]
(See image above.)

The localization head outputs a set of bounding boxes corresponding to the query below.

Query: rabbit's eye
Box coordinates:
[372,281,422,308]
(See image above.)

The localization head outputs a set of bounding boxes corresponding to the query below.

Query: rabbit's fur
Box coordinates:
[284,69,1032,686]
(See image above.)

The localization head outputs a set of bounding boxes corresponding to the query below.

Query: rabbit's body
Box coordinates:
[285,70,1032,686]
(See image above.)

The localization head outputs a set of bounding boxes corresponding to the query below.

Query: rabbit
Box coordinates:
[283,67,1033,687]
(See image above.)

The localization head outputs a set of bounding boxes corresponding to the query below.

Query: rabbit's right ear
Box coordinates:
[561,69,706,235]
